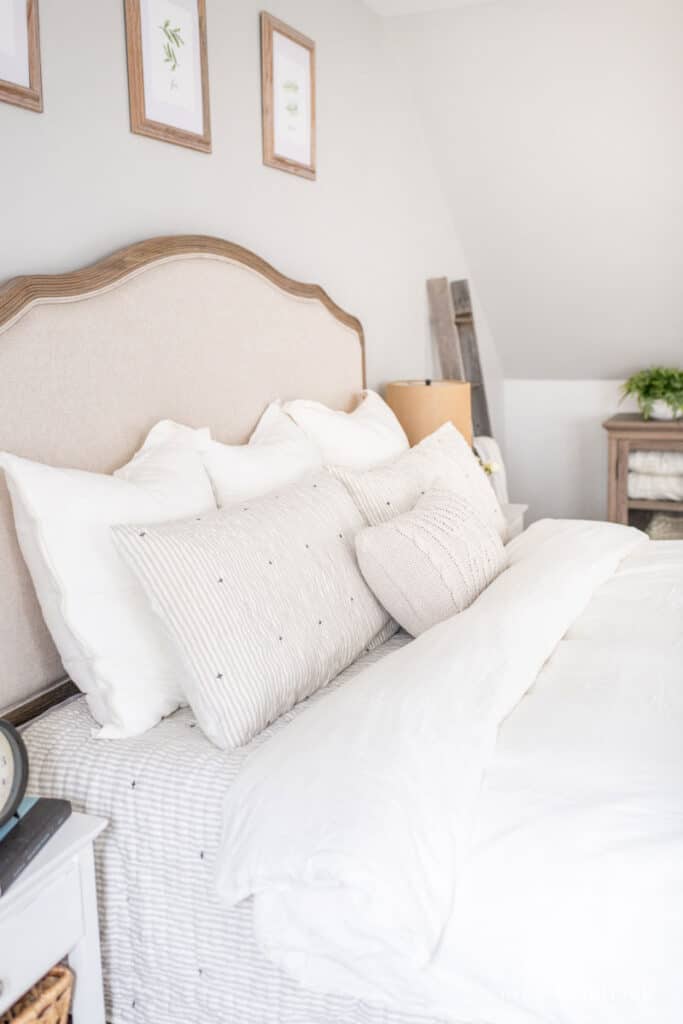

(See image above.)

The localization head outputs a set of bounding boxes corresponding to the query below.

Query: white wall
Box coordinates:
[384,0,683,518]
[386,0,683,380]
[504,379,638,521]
[0,0,503,432]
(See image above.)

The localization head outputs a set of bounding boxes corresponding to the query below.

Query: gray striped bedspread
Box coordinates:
[24,631,446,1024]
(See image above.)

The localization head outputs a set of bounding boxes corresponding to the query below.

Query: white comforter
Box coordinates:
[216,520,683,1023]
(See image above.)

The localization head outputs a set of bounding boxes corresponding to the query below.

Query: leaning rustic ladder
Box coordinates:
[426,277,491,437]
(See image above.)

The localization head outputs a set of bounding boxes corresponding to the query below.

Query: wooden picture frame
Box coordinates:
[260,12,316,180]
[0,0,43,113]
[124,0,211,153]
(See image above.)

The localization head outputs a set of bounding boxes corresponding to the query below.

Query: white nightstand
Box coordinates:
[0,812,107,1023]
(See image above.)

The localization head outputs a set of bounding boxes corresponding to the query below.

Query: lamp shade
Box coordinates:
[384,380,473,447]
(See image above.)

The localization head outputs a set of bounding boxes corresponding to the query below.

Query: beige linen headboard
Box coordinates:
[0,235,365,721]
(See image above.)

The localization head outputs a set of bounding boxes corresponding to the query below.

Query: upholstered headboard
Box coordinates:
[0,235,365,719]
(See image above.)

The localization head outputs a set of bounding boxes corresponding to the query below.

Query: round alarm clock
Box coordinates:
[0,720,29,829]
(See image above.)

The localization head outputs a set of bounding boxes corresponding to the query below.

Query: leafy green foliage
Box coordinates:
[160,19,184,73]
[621,366,683,419]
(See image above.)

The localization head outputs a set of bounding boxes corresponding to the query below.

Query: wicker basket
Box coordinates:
[0,967,73,1024]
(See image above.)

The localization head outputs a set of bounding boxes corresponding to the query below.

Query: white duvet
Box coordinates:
[216,520,683,1023]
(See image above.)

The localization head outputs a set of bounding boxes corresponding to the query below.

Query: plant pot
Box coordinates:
[648,399,683,420]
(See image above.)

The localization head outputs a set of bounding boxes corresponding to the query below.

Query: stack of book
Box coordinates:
[0,796,71,896]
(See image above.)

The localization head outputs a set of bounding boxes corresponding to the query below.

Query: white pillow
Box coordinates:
[201,402,322,507]
[356,489,506,636]
[333,422,507,539]
[282,390,409,470]
[0,421,216,738]
[113,474,395,750]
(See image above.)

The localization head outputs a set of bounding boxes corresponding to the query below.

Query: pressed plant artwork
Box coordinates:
[160,18,184,74]
[261,12,316,179]
[125,0,211,152]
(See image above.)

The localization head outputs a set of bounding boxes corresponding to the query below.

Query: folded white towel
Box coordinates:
[628,472,683,501]
[628,450,683,476]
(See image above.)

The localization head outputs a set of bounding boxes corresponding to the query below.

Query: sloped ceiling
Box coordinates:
[366,0,494,14]
[386,0,683,378]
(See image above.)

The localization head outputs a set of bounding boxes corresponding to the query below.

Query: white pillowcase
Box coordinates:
[355,489,507,636]
[282,390,409,470]
[333,422,507,539]
[0,421,216,738]
[114,474,395,751]
[200,402,322,507]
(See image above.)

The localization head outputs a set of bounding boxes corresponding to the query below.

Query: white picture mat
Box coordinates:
[272,30,312,167]
[140,0,204,135]
[0,0,30,88]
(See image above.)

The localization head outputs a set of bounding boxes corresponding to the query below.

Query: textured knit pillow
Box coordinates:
[282,390,409,470]
[355,489,506,636]
[113,474,395,750]
[333,422,506,539]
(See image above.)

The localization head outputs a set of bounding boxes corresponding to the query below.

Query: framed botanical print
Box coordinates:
[260,12,316,180]
[0,0,43,112]
[124,0,211,153]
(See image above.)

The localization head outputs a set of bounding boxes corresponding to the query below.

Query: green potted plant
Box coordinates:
[621,366,683,420]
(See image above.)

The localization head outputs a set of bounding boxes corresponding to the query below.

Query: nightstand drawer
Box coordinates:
[0,863,83,1014]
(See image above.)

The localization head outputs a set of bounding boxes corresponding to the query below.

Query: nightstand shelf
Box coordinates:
[0,812,107,1024]
[603,414,683,524]
[627,498,683,513]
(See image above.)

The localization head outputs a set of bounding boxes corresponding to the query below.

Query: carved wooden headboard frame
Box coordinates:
[0,235,366,725]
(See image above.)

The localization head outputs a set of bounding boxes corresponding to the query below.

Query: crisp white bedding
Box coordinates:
[24,524,683,1024]
[216,522,683,1023]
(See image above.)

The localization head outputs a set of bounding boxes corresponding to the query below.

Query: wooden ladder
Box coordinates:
[426,277,491,437]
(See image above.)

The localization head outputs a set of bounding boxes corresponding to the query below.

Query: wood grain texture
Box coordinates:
[427,277,465,380]
[450,279,491,436]
[124,0,211,153]
[0,233,366,378]
[0,0,43,112]
[4,679,78,727]
[603,414,683,524]
[260,12,316,180]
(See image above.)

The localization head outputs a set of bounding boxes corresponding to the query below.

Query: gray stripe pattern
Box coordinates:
[113,473,395,750]
[24,633,450,1024]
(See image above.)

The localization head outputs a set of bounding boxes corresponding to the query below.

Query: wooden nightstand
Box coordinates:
[603,414,683,524]
[0,812,107,1024]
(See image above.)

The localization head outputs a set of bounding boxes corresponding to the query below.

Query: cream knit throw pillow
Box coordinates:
[355,489,506,637]
[332,423,506,540]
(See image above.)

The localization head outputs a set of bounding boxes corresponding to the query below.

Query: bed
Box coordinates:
[2,237,682,1024]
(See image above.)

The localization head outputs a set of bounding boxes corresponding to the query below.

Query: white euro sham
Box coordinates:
[0,421,216,737]
[201,401,322,507]
[282,390,409,470]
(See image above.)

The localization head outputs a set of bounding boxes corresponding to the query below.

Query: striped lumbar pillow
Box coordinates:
[355,489,507,637]
[113,473,395,750]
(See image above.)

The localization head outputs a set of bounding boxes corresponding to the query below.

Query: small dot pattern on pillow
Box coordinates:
[331,422,507,540]
[355,489,507,637]
[113,473,395,750]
